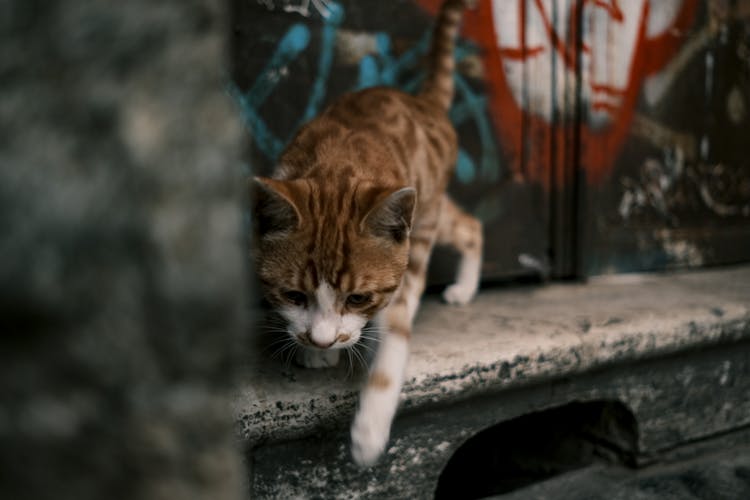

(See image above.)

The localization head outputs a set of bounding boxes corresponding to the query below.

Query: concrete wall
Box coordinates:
[0,1,248,498]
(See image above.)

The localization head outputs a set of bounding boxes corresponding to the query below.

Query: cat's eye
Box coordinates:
[346,293,372,307]
[282,290,307,307]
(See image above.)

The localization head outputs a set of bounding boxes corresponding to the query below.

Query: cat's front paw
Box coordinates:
[442,282,476,305]
[351,409,390,466]
[295,348,340,368]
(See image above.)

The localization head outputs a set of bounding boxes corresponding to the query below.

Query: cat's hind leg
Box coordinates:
[437,195,483,305]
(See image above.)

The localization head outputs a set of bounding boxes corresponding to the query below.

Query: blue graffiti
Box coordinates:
[249,24,310,105]
[228,22,312,160]
[301,2,343,123]
[230,1,501,184]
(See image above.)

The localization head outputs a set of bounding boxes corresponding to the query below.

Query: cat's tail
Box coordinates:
[419,0,477,110]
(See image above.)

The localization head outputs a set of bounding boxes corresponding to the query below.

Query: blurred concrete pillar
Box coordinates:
[0,1,248,498]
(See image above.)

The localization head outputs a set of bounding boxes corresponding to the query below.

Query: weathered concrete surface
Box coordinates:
[237,266,750,443]
[249,339,750,498]
[238,266,750,498]
[0,1,247,499]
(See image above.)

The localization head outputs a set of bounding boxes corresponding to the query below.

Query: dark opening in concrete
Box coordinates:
[435,400,638,499]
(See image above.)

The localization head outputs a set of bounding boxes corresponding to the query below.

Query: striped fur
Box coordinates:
[421,0,479,109]
[253,0,481,466]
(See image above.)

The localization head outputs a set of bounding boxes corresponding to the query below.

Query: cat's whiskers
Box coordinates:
[270,337,298,366]
[269,340,294,359]
[259,322,290,335]
[354,339,377,355]
[258,321,291,334]
[258,316,299,357]
[260,327,291,337]
[280,343,299,370]
[345,347,355,379]
[261,333,297,354]
[357,336,381,358]
[359,329,382,339]
[358,332,381,342]
[361,325,385,335]
[351,342,370,370]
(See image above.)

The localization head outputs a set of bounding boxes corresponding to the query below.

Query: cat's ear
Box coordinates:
[361,187,416,243]
[252,177,305,236]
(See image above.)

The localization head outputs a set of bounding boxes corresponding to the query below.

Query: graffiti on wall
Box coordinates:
[616,1,750,225]
[233,0,750,275]
[235,1,738,188]
[256,0,335,18]
[418,0,699,186]
[231,0,502,185]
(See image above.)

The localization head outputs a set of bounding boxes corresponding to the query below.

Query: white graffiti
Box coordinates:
[256,0,333,19]
[493,0,686,128]
[619,154,750,222]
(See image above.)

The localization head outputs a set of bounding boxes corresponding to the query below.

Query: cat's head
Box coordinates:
[252,176,415,350]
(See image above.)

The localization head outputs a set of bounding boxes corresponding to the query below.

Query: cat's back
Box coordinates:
[325,87,452,141]
[279,87,457,194]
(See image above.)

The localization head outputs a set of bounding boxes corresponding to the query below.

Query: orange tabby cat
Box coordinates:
[253,0,481,466]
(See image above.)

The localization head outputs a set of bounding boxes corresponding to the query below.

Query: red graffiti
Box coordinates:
[418,0,698,186]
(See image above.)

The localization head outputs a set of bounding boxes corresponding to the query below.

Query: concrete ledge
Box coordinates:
[235,265,750,446]
[239,266,750,498]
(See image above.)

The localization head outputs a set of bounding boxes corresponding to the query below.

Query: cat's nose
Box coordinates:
[310,321,337,348]
[310,338,335,349]
[303,328,336,348]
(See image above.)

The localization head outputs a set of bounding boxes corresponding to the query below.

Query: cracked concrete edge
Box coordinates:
[236,316,750,446]
[401,314,750,410]
[235,267,750,446]
[249,341,750,499]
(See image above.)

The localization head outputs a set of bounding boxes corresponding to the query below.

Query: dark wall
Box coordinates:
[231,0,750,280]
[0,1,247,498]
[583,1,750,273]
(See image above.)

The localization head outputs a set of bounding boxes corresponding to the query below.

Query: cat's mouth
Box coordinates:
[294,330,357,350]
